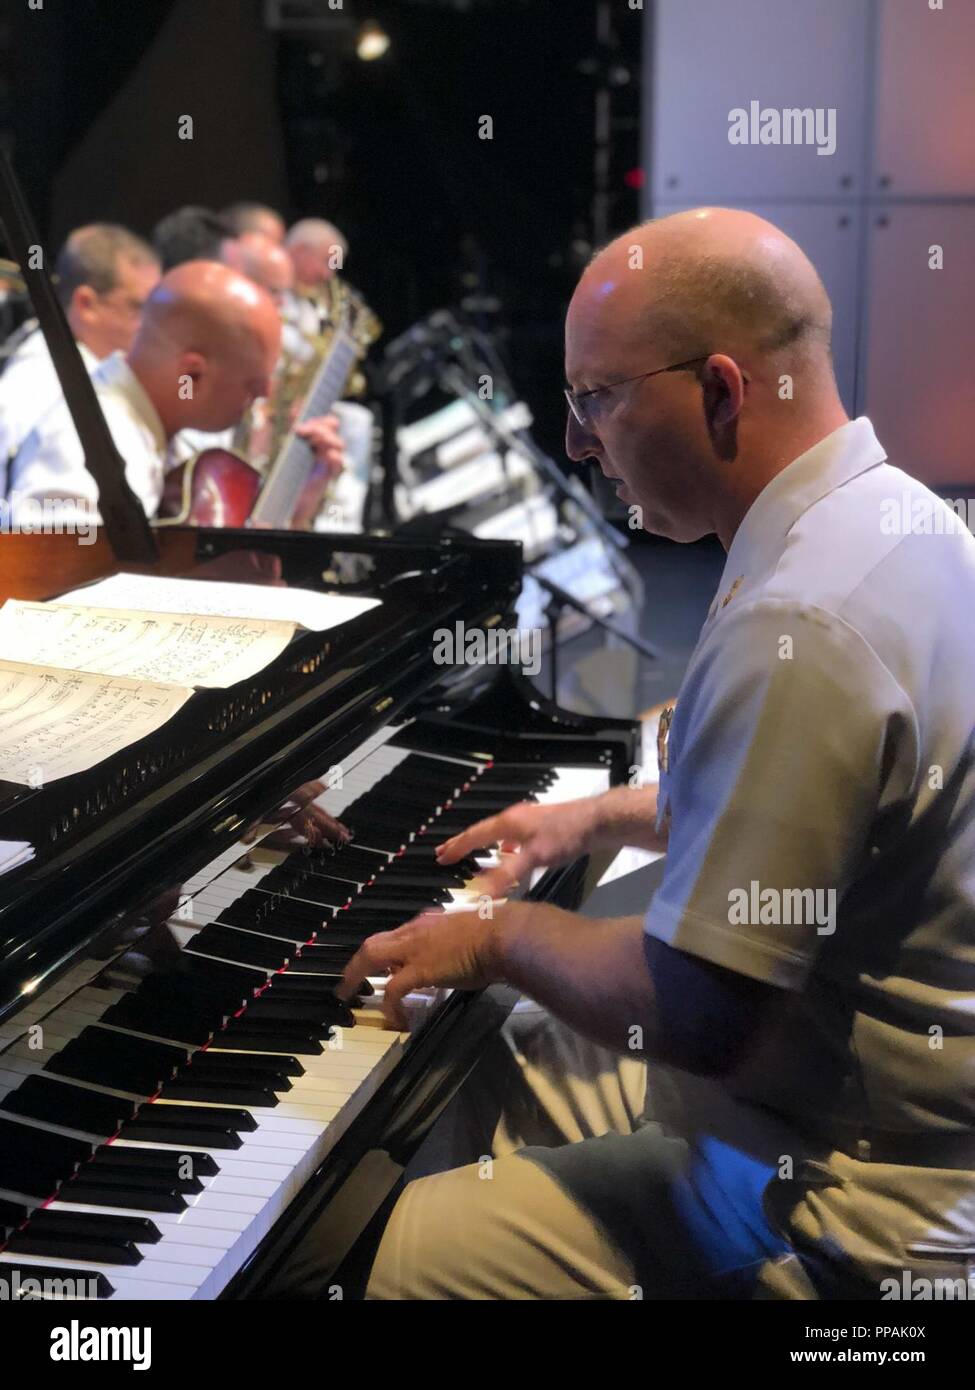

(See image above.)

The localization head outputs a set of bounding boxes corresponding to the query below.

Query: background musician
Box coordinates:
[8,260,344,530]
[222,200,287,247]
[151,205,238,272]
[0,224,160,492]
[282,217,378,499]
[221,232,294,307]
[332,208,975,1302]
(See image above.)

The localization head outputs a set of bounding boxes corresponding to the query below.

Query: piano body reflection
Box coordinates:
[0,527,639,1299]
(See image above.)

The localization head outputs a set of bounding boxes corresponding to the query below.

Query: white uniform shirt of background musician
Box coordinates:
[8,349,166,523]
[645,416,975,1279]
[0,328,100,495]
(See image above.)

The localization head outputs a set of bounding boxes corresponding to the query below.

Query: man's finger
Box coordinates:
[336,929,408,1001]
[436,813,511,863]
[381,967,425,1030]
[467,856,526,899]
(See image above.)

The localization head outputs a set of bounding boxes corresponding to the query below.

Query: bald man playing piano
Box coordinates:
[327,208,975,1301]
[9,260,344,531]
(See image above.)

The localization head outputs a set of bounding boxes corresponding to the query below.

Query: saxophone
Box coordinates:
[236,277,382,469]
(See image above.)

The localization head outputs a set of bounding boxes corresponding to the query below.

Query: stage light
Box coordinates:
[356,20,390,61]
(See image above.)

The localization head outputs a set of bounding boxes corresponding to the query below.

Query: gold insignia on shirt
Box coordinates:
[720,575,745,609]
[657,704,676,774]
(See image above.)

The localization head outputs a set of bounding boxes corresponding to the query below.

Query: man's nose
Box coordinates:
[565,409,601,464]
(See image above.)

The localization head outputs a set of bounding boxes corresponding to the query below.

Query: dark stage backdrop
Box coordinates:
[4,0,642,456]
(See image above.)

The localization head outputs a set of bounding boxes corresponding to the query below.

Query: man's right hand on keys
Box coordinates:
[436,784,667,900]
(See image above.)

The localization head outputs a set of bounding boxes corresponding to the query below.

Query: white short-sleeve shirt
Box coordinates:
[646,417,975,1269]
[8,351,167,524]
[0,330,100,493]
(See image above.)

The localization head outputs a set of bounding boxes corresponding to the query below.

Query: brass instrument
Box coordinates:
[235,276,382,468]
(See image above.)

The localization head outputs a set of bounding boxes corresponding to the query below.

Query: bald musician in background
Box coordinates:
[9,260,343,529]
[0,224,160,489]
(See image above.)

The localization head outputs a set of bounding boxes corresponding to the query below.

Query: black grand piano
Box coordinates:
[0,157,639,1300]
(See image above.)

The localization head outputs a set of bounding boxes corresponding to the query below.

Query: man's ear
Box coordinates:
[702,353,746,429]
[69,284,98,324]
[178,351,206,385]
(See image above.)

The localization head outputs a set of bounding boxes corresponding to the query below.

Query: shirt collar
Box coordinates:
[707,416,888,619]
[93,352,168,457]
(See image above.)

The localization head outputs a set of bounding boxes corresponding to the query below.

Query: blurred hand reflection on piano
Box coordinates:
[240,779,351,851]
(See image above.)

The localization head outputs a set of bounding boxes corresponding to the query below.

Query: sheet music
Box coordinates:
[0,840,34,877]
[0,661,193,786]
[0,601,297,690]
[59,572,381,632]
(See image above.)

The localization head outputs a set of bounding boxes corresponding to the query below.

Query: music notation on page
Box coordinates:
[0,660,194,786]
[0,600,297,690]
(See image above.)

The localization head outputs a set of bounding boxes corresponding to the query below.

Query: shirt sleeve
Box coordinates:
[645,598,919,990]
[9,405,98,523]
[11,399,162,525]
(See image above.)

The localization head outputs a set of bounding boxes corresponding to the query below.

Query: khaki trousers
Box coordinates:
[367,1002,806,1299]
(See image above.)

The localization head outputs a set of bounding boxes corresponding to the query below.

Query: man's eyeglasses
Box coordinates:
[564,355,711,432]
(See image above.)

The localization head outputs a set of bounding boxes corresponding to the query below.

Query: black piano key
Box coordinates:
[349,829,409,852]
[58,1179,187,1213]
[216,892,325,928]
[124,1102,256,1133]
[160,1079,280,1106]
[0,1159,62,1200]
[244,995,354,1029]
[0,1262,114,1298]
[100,995,215,1047]
[287,951,355,975]
[90,1145,218,1179]
[118,1119,241,1149]
[186,924,291,970]
[219,1025,323,1055]
[394,844,480,867]
[260,872,354,907]
[155,959,258,1008]
[46,1027,186,1095]
[6,1229,145,1266]
[362,883,451,904]
[0,1074,136,1136]
[325,846,390,878]
[347,893,445,913]
[471,777,553,793]
[430,817,498,837]
[0,1117,92,1171]
[266,972,348,996]
[345,812,419,837]
[377,862,475,886]
[0,1196,28,1238]
[185,1050,302,1079]
[24,1209,161,1245]
[78,1164,204,1196]
[449,794,538,812]
[346,793,437,819]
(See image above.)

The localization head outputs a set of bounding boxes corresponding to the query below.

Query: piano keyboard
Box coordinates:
[0,724,609,1299]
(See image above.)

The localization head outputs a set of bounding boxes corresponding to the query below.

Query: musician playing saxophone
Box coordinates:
[8,260,345,530]
[281,218,380,488]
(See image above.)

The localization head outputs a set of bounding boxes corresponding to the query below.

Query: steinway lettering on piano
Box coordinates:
[0,529,639,1300]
